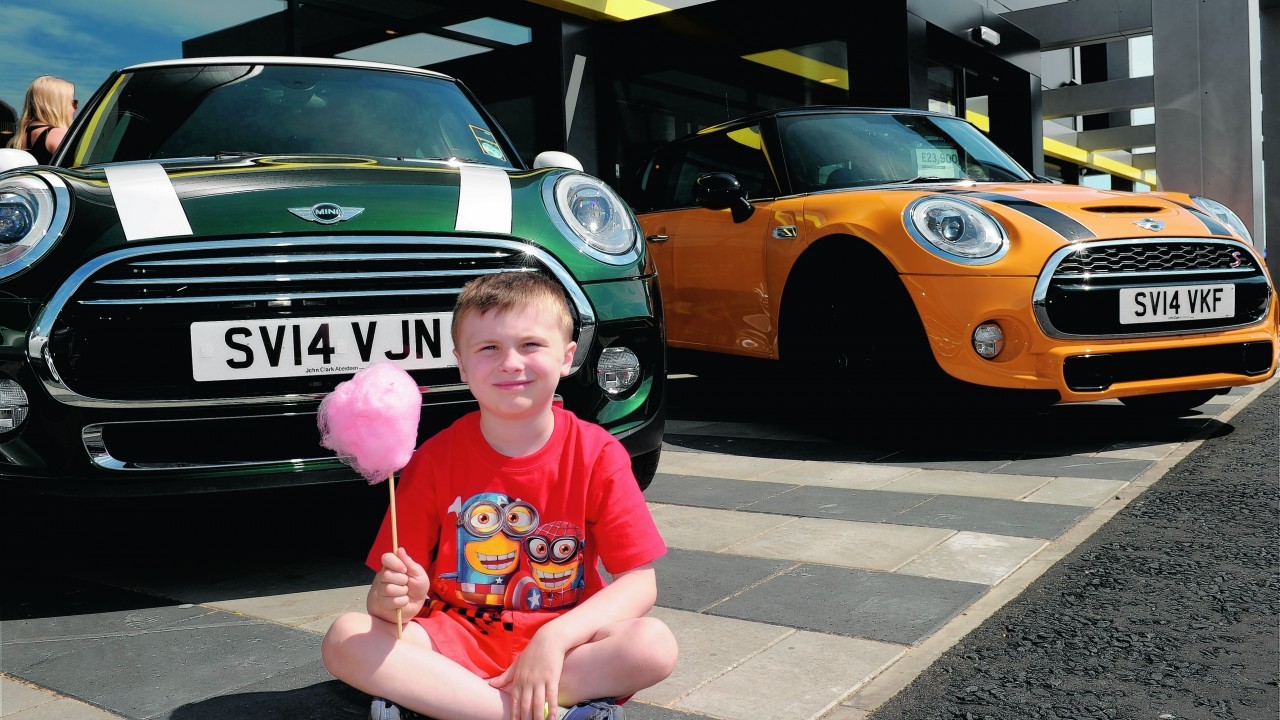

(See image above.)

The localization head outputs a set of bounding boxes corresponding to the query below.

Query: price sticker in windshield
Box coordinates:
[916,147,961,177]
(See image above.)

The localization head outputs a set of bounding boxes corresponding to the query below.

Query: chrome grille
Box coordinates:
[30,236,597,408]
[79,239,524,305]
[1034,238,1271,339]
[1053,241,1256,276]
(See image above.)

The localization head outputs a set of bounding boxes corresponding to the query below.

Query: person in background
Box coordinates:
[8,75,76,165]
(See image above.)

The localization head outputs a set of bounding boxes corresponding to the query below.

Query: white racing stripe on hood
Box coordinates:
[455,164,512,234]
[104,163,194,241]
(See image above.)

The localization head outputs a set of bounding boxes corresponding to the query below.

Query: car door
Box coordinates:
[639,124,782,357]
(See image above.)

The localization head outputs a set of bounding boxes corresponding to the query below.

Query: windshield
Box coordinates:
[67,64,516,168]
[777,112,1032,192]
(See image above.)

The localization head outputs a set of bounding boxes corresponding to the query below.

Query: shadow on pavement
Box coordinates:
[168,679,368,720]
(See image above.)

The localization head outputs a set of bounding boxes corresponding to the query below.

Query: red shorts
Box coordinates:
[411,600,635,704]
[412,600,557,679]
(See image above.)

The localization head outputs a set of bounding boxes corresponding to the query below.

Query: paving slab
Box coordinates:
[895,532,1049,585]
[645,473,799,510]
[752,461,916,489]
[993,454,1155,481]
[666,435,885,463]
[648,504,797,552]
[164,661,365,720]
[673,630,905,720]
[877,469,1051,499]
[871,452,1017,473]
[657,450,800,480]
[654,548,797,613]
[205,584,368,630]
[721,517,953,572]
[744,486,933,523]
[2,579,324,720]
[1020,477,1129,506]
[634,607,792,706]
[708,564,988,645]
[891,494,1088,538]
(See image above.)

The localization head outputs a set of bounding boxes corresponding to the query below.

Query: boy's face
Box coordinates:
[453,302,576,424]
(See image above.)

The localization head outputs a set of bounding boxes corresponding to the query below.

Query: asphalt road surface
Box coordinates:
[869,384,1279,720]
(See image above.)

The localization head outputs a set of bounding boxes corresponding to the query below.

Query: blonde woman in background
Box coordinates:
[8,75,76,164]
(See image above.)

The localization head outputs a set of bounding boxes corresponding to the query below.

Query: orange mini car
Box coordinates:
[630,107,1276,412]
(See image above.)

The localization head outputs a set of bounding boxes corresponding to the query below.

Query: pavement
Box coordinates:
[1,375,1274,720]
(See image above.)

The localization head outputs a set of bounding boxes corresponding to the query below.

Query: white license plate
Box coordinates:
[1118,284,1235,325]
[190,313,455,381]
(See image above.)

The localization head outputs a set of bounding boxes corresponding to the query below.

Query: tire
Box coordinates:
[1119,390,1219,415]
[630,446,661,491]
[781,256,937,408]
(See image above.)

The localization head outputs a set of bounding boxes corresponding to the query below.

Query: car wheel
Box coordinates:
[630,446,661,491]
[783,262,934,406]
[1119,390,1219,415]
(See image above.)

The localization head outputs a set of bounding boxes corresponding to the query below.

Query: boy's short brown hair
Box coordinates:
[451,271,575,344]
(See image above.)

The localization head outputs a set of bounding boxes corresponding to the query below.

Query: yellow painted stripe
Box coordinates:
[531,0,671,21]
[971,111,1155,187]
[72,74,126,166]
[742,50,849,90]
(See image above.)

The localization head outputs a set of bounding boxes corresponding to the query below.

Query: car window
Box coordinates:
[777,112,1031,192]
[643,124,777,211]
[69,64,516,168]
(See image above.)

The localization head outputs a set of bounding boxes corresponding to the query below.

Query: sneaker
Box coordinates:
[560,699,623,720]
[369,696,425,720]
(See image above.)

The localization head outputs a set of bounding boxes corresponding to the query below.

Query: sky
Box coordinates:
[0,0,286,114]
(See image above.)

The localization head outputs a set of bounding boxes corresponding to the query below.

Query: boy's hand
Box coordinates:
[371,548,429,622]
[488,629,569,720]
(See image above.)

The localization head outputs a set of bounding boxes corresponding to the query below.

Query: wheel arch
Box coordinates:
[777,233,920,361]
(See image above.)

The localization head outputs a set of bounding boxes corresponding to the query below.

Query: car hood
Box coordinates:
[939,183,1233,244]
[816,181,1249,275]
[8,156,599,296]
[55,155,553,239]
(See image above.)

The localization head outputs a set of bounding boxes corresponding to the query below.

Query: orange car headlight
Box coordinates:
[905,195,1008,265]
[1191,195,1254,245]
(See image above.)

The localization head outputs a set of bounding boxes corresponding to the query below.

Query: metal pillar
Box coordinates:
[1152,0,1265,252]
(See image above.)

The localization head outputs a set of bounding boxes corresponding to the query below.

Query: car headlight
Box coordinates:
[551,174,639,264]
[1192,196,1254,245]
[0,172,68,280]
[905,195,1008,264]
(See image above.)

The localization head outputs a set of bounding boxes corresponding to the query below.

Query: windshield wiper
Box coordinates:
[211,151,260,160]
[888,175,970,185]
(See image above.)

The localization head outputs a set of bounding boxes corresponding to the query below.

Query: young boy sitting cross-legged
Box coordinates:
[322,271,677,720]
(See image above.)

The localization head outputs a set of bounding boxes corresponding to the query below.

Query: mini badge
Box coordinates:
[289,203,364,225]
[1133,218,1165,232]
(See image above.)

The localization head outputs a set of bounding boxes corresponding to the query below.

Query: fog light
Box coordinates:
[596,346,640,396]
[0,379,29,430]
[972,322,1004,359]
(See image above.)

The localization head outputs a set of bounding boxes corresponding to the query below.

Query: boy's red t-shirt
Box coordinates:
[366,406,666,615]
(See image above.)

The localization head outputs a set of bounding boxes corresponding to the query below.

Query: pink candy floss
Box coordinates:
[317,361,422,483]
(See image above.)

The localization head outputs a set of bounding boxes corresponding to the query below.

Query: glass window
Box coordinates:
[777,112,1033,192]
[642,123,777,211]
[927,64,957,116]
[72,64,517,167]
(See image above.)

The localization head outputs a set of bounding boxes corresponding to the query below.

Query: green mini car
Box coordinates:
[0,57,665,493]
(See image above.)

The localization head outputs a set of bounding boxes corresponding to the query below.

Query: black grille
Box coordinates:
[1054,242,1256,276]
[1037,239,1271,338]
[48,237,556,401]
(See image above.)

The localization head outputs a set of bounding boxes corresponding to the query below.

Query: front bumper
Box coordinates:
[0,274,665,495]
[900,274,1279,403]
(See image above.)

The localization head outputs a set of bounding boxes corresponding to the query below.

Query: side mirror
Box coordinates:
[693,172,754,223]
[0,148,38,174]
[533,151,583,171]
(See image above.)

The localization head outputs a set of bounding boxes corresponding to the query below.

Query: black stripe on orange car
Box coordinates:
[1171,202,1234,237]
[950,191,1097,242]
